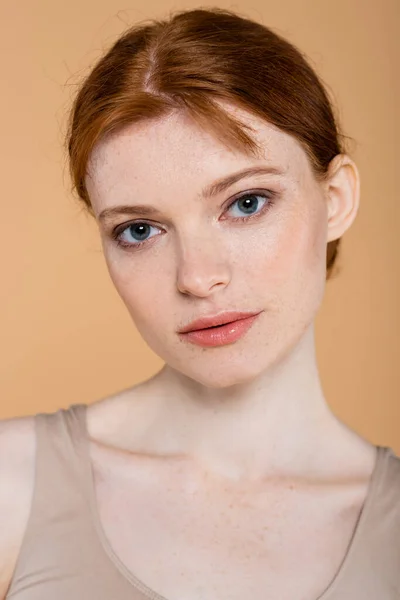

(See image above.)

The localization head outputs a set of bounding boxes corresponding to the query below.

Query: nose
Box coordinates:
[176,233,231,298]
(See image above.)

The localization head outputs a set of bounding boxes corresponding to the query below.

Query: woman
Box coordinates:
[1,6,399,599]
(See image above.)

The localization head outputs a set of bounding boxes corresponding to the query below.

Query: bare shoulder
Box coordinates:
[0,414,36,597]
[86,379,164,450]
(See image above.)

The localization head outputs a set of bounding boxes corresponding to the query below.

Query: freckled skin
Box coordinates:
[83,102,379,600]
[87,106,328,385]
[85,99,363,481]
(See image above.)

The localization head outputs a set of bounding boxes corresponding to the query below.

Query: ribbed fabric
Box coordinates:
[6,404,400,599]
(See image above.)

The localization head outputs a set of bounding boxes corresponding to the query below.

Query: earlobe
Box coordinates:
[325,154,360,243]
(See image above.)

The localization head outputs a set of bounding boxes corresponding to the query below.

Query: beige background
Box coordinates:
[1,1,399,453]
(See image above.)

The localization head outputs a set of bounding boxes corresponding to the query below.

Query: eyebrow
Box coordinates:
[98,164,286,223]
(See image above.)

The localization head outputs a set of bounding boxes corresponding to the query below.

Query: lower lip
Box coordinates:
[179,313,262,347]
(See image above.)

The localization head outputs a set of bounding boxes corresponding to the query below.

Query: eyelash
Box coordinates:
[111,189,278,251]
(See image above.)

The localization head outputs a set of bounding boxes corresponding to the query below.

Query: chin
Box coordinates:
[169,356,268,390]
[140,311,316,389]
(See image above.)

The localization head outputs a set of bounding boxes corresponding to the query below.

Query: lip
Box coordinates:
[178,310,262,333]
[178,312,262,347]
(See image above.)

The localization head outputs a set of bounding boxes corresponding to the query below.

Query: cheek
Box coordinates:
[104,250,171,337]
[267,200,327,315]
[103,195,327,335]
[239,196,327,325]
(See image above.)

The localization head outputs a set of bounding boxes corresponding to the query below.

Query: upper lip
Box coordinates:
[178,310,262,333]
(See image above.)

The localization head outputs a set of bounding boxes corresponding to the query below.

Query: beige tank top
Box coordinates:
[5,404,400,599]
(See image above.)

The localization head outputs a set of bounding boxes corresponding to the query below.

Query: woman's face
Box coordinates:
[86,103,332,388]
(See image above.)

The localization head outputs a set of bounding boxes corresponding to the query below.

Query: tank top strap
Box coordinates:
[19,403,92,543]
[7,403,155,599]
[6,403,104,598]
[33,403,90,512]
[349,445,400,589]
[370,446,400,527]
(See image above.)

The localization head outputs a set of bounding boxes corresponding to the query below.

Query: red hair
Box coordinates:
[66,7,352,279]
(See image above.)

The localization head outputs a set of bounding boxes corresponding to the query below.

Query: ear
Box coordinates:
[323,154,360,243]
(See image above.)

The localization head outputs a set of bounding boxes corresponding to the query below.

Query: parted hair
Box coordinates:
[66,6,353,279]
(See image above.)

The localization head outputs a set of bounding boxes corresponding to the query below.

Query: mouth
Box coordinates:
[178,311,262,347]
[179,310,262,334]
[203,321,236,329]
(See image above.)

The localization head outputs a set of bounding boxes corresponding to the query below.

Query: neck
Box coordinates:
[147,323,348,484]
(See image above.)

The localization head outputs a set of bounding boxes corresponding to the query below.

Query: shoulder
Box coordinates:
[369,446,400,514]
[383,447,400,500]
[0,414,36,597]
[366,447,400,550]
[363,447,400,589]
[85,383,160,450]
[387,447,400,472]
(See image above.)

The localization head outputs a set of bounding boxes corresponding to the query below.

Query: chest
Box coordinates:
[90,451,367,600]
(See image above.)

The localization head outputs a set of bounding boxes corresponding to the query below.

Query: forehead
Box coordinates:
[86,103,310,205]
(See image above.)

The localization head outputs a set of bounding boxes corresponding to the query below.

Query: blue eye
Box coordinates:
[226,192,270,219]
[112,190,276,250]
[116,222,159,247]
